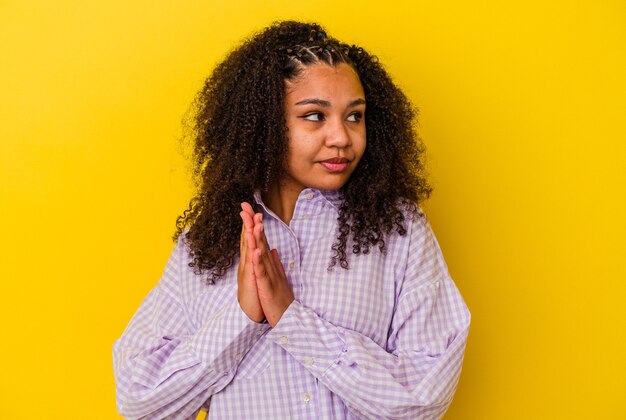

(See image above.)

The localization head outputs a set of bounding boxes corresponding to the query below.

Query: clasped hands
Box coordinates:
[237,202,294,327]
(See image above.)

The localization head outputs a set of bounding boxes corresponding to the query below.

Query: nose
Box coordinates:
[325,118,351,148]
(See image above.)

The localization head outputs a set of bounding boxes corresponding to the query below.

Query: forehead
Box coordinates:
[284,63,364,100]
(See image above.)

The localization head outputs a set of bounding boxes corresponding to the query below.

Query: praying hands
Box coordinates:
[238,202,294,327]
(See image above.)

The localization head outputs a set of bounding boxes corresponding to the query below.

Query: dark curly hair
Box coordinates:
[175,21,431,282]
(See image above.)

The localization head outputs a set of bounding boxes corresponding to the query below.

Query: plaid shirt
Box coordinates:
[113,188,470,419]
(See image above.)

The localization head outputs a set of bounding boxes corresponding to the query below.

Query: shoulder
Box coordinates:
[394,204,452,293]
[159,233,217,304]
[385,200,430,249]
[158,233,238,329]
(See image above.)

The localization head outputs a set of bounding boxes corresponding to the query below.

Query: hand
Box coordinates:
[237,203,264,323]
[251,216,294,327]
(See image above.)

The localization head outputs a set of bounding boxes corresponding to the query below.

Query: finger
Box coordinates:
[260,243,281,282]
[253,221,266,251]
[255,226,274,278]
[239,220,251,272]
[254,220,273,253]
[239,219,250,262]
[271,249,287,279]
[240,210,254,231]
[240,222,245,249]
[240,211,257,251]
[241,201,254,212]
[252,248,269,281]
[252,242,280,287]
[241,202,256,218]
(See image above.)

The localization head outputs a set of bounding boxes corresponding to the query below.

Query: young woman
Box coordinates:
[113,21,470,419]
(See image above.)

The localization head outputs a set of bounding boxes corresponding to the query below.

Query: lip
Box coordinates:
[319,157,350,172]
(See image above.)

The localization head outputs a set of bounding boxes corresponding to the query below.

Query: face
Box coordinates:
[281,62,366,196]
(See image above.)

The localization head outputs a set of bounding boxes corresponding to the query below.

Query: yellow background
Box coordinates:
[1,0,625,418]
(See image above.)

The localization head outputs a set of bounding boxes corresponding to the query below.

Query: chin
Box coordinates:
[313,180,349,191]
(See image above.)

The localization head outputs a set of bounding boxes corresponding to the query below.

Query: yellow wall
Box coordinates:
[1,0,624,418]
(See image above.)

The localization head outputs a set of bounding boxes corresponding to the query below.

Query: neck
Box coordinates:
[262,182,303,225]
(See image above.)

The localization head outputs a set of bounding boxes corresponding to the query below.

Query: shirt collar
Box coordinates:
[253,188,343,212]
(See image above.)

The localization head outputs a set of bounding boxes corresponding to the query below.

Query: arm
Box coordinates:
[112,238,269,419]
[268,285,469,419]
[257,213,470,419]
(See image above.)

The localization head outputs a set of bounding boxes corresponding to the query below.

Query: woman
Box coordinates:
[113,21,470,419]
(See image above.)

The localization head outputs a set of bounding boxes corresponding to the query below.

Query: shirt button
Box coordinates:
[304,357,315,366]
[302,215,308,220]
[255,330,264,337]
[302,393,311,403]
[289,261,295,270]
[279,336,289,345]
[234,353,242,361]
[304,192,314,200]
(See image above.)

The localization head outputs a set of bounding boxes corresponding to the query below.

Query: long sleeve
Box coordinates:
[113,191,470,419]
[265,214,471,419]
[112,239,269,419]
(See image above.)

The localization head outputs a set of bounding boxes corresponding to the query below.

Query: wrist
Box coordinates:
[237,293,265,323]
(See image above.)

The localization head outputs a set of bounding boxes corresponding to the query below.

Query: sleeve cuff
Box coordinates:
[266,300,347,378]
[191,297,270,374]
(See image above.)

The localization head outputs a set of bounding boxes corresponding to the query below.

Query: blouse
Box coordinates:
[113,188,470,419]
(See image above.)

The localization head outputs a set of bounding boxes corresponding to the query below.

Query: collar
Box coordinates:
[253,188,343,212]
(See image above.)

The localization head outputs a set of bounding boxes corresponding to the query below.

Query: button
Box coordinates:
[289,261,295,270]
[302,393,311,403]
[301,215,308,220]
[304,192,314,200]
[255,330,264,337]
[234,353,242,361]
[279,336,289,345]
[304,357,315,366]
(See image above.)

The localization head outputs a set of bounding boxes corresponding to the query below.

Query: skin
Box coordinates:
[237,63,367,326]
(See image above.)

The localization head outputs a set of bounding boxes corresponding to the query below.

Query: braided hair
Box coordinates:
[175,21,430,282]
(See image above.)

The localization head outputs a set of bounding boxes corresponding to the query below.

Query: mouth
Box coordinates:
[319,157,350,172]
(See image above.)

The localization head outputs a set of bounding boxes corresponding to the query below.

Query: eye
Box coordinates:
[302,112,325,122]
[346,111,363,123]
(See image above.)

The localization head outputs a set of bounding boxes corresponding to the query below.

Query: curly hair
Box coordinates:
[175,21,431,282]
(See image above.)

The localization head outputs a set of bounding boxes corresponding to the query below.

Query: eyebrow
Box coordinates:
[294,98,366,107]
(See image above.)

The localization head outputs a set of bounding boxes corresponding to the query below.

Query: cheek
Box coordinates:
[285,145,308,172]
[355,133,367,158]
[288,136,317,162]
